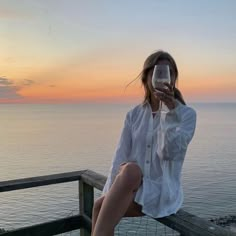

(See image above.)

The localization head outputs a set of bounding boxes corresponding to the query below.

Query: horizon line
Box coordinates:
[0,101,236,105]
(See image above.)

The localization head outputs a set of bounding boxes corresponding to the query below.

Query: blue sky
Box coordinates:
[1,0,236,102]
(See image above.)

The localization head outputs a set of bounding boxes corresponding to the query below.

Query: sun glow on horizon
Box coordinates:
[1,0,236,103]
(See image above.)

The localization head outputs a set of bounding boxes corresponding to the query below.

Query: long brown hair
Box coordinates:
[141,50,186,105]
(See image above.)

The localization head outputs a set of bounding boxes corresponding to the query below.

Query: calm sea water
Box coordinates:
[0,103,235,234]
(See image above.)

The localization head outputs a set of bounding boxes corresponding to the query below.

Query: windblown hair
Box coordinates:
[141,50,186,105]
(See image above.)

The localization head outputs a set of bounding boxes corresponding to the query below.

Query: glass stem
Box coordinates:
[159,101,163,112]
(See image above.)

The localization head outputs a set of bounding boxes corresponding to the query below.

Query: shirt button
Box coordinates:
[147,145,151,148]
[146,160,150,164]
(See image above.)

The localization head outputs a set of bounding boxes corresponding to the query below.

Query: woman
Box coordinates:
[92,50,197,236]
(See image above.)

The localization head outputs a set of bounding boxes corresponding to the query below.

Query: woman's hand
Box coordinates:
[153,83,176,110]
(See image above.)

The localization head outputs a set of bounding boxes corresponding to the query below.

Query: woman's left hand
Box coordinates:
[153,83,176,110]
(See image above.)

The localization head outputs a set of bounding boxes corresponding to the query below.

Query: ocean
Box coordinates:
[0,103,235,235]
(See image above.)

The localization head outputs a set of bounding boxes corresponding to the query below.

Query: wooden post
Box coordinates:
[79,179,94,236]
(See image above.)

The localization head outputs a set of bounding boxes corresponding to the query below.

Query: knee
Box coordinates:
[93,196,105,213]
[118,162,142,189]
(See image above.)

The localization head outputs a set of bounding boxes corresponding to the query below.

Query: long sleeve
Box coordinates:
[162,103,197,161]
[102,112,132,194]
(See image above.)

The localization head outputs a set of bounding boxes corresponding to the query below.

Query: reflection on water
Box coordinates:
[0,103,236,233]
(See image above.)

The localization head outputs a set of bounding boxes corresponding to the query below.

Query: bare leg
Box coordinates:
[92,195,143,234]
[92,196,105,235]
[92,162,142,236]
[124,201,144,217]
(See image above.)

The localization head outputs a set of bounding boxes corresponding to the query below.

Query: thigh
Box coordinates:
[118,163,144,217]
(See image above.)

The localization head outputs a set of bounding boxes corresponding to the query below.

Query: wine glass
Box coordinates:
[152,64,171,112]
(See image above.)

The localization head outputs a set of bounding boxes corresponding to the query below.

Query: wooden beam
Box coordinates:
[79,179,94,236]
[81,214,92,232]
[156,209,236,236]
[80,170,106,191]
[0,170,86,192]
[0,215,83,236]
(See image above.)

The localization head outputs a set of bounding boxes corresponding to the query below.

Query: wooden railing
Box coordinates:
[0,170,235,236]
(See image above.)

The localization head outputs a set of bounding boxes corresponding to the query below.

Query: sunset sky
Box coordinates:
[1,0,236,103]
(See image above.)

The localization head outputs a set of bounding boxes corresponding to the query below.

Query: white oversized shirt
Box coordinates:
[102,101,197,218]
